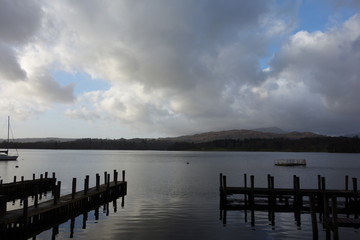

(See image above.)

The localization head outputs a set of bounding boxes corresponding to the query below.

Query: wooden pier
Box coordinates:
[219,173,360,239]
[0,170,127,239]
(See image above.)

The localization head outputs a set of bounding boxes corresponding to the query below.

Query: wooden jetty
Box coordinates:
[219,173,360,239]
[0,170,127,239]
[0,173,56,202]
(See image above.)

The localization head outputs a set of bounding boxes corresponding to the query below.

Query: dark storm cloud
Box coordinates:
[0,0,42,81]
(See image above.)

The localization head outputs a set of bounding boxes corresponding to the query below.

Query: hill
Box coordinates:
[162,129,323,143]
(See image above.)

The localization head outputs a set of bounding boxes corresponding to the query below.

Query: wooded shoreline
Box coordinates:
[2,136,360,153]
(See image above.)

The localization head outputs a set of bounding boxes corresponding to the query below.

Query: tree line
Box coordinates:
[1,136,360,153]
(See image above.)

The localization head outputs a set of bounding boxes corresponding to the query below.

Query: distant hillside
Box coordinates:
[162,129,324,143]
[251,127,286,134]
[1,137,76,143]
[2,131,359,153]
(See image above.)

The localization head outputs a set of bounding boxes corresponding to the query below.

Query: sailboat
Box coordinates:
[0,116,18,161]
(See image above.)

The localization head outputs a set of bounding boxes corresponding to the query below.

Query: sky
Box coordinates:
[0,0,360,139]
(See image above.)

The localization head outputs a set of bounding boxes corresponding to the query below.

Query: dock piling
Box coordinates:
[22,196,28,226]
[353,177,358,219]
[96,173,100,190]
[84,175,89,195]
[309,194,319,240]
[72,178,77,199]
[250,175,255,226]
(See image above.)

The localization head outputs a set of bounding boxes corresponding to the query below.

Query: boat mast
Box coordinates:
[7,116,10,153]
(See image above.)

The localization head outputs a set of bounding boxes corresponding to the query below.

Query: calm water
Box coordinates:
[1,150,360,239]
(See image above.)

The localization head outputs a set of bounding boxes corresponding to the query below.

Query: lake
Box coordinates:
[1,150,359,239]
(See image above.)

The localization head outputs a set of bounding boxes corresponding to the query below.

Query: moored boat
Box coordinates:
[0,116,18,161]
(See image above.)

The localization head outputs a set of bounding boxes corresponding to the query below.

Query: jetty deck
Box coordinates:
[0,170,127,238]
[0,177,56,201]
[220,173,360,239]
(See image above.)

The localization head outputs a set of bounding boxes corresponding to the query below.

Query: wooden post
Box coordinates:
[267,174,271,221]
[96,173,100,191]
[293,175,297,205]
[84,175,89,195]
[21,176,24,182]
[345,175,349,216]
[70,218,75,238]
[34,186,39,207]
[222,175,227,196]
[219,173,224,206]
[33,173,35,180]
[86,175,89,192]
[40,174,43,180]
[72,178,77,199]
[353,177,358,219]
[244,173,247,206]
[22,197,28,226]
[114,170,118,184]
[104,171,107,184]
[82,212,88,229]
[297,176,303,208]
[222,209,227,225]
[113,199,117,213]
[0,196,7,216]
[45,172,48,178]
[219,173,223,190]
[331,196,339,240]
[122,170,125,182]
[321,177,330,236]
[107,173,110,188]
[309,194,319,240]
[270,176,275,226]
[54,181,61,205]
[293,175,301,226]
[250,175,255,227]
[52,225,59,239]
[267,174,271,208]
[95,207,99,220]
[13,176,16,183]
[57,181,61,201]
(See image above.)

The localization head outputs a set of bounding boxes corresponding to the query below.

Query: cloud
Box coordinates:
[0,0,43,82]
[0,0,76,117]
[269,14,360,114]
[263,14,360,133]
[1,0,359,137]
[0,0,42,43]
[38,0,283,134]
[0,43,26,80]
[52,0,360,136]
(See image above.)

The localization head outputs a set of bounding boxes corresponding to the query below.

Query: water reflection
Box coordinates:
[3,196,125,240]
